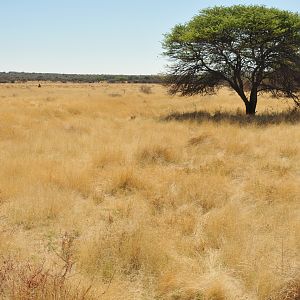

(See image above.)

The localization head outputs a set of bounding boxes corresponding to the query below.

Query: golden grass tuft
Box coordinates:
[269,278,300,300]
[78,223,169,278]
[136,144,177,165]
[105,167,145,195]
[4,184,77,229]
[0,83,298,299]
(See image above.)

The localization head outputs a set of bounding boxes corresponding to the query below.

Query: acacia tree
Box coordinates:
[163,5,300,114]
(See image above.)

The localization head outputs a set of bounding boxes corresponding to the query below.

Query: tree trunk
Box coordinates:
[246,101,256,114]
[246,88,258,115]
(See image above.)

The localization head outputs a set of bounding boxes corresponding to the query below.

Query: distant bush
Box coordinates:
[140,85,153,94]
[0,72,163,84]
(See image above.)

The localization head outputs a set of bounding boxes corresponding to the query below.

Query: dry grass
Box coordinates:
[0,82,299,299]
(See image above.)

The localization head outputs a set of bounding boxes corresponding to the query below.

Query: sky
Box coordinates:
[1,0,300,75]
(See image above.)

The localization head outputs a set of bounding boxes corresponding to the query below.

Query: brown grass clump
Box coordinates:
[136,144,177,165]
[140,85,153,94]
[4,184,77,229]
[0,259,94,300]
[105,167,145,195]
[78,223,169,279]
[0,232,94,300]
[0,83,298,299]
[269,278,300,300]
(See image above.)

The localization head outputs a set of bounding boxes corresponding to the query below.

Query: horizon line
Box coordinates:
[1,70,162,76]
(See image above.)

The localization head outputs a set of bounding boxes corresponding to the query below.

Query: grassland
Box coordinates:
[0,83,299,299]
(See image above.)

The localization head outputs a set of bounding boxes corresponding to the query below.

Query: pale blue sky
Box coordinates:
[1,0,299,74]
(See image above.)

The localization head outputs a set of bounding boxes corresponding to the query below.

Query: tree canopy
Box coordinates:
[163,5,300,114]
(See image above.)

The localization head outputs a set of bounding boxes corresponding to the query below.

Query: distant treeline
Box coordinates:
[0,72,163,84]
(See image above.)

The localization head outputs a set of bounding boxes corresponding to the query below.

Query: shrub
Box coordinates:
[139,85,152,94]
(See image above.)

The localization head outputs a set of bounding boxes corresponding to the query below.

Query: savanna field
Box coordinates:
[0,83,299,299]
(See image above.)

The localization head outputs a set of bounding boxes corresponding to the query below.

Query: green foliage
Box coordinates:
[164,5,300,48]
[163,5,300,114]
